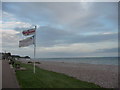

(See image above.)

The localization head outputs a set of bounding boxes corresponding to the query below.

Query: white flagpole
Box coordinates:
[33,25,37,73]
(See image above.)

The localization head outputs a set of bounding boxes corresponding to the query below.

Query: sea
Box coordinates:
[34,57,119,66]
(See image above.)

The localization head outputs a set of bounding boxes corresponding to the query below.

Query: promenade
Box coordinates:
[2,60,19,88]
[0,60,2,89]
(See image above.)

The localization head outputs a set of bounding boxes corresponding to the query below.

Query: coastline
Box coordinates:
[18,59,118,88]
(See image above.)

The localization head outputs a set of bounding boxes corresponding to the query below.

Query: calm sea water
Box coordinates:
[34,57,119,66]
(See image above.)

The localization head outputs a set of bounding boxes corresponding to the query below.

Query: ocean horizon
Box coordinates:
[32,57,118,66]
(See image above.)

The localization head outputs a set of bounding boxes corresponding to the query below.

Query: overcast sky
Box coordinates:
[1,2,118,58]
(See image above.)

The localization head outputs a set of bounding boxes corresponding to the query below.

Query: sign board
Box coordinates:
[19,36,34,47]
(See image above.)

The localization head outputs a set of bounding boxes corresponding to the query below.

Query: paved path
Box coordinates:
[2,60,20,88]
[0,60,2,90]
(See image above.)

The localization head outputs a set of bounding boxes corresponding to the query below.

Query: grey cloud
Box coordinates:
[35,26,118,47]
[3,2,117,33]
[36,26,70,46]
[69,33,118,43]
[96,48,118,53]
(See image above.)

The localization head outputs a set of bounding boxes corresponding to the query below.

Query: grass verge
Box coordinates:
[15,61,102,88]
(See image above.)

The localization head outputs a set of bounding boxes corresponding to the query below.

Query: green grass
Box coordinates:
[15,61,102,88]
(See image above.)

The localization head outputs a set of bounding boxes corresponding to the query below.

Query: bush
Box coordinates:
[28,61,32,64]
[35,62,41,64]
[15,64,21,69]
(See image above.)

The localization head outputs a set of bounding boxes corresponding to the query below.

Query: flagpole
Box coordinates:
[34,25,37,73]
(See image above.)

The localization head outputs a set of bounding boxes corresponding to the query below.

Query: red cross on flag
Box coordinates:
[22,29,35,36]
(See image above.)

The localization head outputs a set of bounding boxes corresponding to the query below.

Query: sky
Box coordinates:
[1,1,118,58]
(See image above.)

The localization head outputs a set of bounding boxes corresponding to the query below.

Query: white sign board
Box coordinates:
[19,36,34,47]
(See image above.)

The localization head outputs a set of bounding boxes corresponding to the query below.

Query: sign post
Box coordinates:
[33,26,37,74]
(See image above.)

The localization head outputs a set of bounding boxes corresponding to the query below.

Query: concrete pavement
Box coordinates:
[2,60,20,88]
